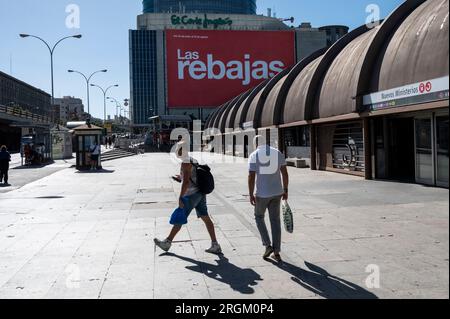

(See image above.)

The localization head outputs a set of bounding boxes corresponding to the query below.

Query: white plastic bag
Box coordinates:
[282,200,294,233]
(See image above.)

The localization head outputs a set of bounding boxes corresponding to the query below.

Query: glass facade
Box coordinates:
[143,0,256,15]
[129,30,158,125]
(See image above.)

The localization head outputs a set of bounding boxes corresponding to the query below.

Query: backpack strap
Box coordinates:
[189,158,199,187]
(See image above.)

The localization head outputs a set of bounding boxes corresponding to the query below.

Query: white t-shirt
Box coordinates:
[91,145,100,155]
[180,159,199,197]
[248,145,287,198]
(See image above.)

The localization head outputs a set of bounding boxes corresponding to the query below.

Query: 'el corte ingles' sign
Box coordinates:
[171,14,233,29]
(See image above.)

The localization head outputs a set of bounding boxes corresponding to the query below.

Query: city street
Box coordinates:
[0,153,448,299]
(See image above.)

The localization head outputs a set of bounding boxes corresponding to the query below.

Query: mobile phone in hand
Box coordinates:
[172,176,181,183]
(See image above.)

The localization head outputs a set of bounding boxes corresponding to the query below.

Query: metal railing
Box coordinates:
[116,137,146,154]
[0,104,51,123]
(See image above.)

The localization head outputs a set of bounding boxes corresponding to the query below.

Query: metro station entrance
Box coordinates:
[373,109,449,188]
[388,117,415,182]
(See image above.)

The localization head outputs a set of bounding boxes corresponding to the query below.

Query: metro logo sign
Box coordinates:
[166,30,295,108]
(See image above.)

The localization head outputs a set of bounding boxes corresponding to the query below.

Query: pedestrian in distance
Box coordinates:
[154,140,222,254]
[108,136,112,149]
[248,135,289,263]
[89,142,101,171]
[0,145,11,185]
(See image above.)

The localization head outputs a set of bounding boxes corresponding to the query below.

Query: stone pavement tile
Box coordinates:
[296,260,369,277]
[282,239,331,254]
[99,264,154,298]
[208,286,268,299]
[0,259,68,299]
[252,266,330,299]
[226,236,262,248]
[391,287,449,299]
[0,223,35,250]
[135,192,177,203]
[221,228,255,238]
[153,272,210,299]
[1,224,65,257]
[233,255,274,268]
[45,279,104,299]
[111,247,154,266]
[229,244,268,257]
[100,290,154,299]
[315,239,381,260]
[300,226,347,241]
[74,210,129,222]
[379,268,449,292]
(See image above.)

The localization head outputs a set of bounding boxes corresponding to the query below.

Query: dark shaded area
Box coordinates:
[163,253,262,295]
[75,169,115,174]
[0,166,65,194]
[267,259,378,299]
[12,161,55,170]
[35,196,64,199]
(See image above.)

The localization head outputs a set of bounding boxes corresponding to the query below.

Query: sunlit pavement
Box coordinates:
[0,152,448,299]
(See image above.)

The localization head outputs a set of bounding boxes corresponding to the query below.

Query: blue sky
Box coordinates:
[0,0,404,119]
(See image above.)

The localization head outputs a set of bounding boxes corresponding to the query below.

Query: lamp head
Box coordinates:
[19,34,30,38]
[73,34,82,39]
[68,70,74,73]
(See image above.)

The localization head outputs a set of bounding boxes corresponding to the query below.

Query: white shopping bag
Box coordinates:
[282,200,294,233]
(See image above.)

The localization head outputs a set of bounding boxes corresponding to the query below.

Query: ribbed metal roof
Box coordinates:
[371,0,449,92]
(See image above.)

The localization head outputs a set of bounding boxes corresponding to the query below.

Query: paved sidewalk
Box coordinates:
[10,153,22,169]
[0,153,448,299]
[0,157,76,194]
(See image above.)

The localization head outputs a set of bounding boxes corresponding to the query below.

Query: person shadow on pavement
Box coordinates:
[163,253,263,294]
[266,259,378,299]
[75,169,115,174]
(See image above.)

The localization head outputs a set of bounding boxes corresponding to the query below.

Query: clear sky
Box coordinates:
[0,0,404,119]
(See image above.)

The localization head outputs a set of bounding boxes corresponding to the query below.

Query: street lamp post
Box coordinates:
[90,84,119,123]
[68,69,107,116]
[107,97,122,120]
[19,34,82,122]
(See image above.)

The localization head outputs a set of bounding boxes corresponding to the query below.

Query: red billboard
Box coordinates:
[166,30,295,108]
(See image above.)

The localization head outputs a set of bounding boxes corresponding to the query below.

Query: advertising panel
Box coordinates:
[166,30,295,108]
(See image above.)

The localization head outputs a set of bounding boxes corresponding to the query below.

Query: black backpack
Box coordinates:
[190,159,215,195]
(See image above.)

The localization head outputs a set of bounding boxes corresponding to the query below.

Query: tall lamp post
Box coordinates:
[19,34,82,122]
[68,69,107,116]
[90,84,119,124]
[107,97,122,119]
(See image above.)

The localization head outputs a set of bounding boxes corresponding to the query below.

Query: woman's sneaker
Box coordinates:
[205,242,222,254]
[154,238,172,252]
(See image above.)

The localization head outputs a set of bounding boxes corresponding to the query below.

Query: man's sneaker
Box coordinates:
[205,242,222,254]
[272,253,282,263]
[154,238,171,252]
[263,246,274,259]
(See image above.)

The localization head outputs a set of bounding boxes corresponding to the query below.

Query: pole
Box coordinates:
[50,53,54,106]
[87,81,90,115]
[103,91,107,123]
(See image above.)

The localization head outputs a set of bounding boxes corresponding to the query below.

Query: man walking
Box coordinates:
[154,141,222,254]
[248,135,289,263]
[0,145,11,185]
